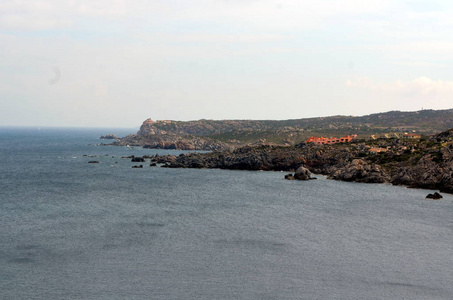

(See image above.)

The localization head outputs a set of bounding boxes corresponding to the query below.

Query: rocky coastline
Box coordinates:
[156,129,453,194]
[99,113,453,194]
[102,133,231,151]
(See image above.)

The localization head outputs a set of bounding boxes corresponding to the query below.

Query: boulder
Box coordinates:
[426,192,443,200]
[132,165,143,168]
[88,161,99,163]
[150,163,157,167]
[284,174,295,180]
[131,157,145,162]
[294,166,312,180]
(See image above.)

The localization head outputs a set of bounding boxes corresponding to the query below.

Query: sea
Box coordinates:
[1,127,453,300]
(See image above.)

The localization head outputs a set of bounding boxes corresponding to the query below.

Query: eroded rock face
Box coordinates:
[391,154,453,193]
[328,159,389,183]
[438,166,453,193]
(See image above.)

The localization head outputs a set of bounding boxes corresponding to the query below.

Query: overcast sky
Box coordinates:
[1,0,453,127]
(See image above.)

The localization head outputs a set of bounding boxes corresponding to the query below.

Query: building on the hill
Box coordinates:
[305,135,357,145]
[403,133,421,139]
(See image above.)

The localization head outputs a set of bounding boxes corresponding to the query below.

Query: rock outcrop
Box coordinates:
[109,134,230,151]
[391,144,453,193]
[157,128,453,193]
[131,157,145,162]
[284,166,314,180]
[426,192,443,200]
[328,159,389,183]
[294,166,312,180]
[100,134,118,140]
[284,174,295,180]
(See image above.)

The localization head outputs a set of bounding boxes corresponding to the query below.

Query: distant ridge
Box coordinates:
[108,108,453,150]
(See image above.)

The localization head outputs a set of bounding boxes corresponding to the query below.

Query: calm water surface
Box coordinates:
[1,127,452,299]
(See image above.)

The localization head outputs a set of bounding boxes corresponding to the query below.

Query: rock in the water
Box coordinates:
[426,192,443,200]
[100,134,118,139]
[284,174,295,180]
[131,157,145,162]
[88,161,99,163]
[132,165,143,168]
[294,166,311,180]
[150,163,157,167]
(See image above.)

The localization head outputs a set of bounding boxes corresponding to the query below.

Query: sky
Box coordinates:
[1,0,453,127]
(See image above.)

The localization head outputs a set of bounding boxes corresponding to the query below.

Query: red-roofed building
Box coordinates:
[305,135,357,145]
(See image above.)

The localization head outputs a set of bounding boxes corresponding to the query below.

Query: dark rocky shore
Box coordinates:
[158,129,453,194]
[100,114,453,194]
[105,133,229,151]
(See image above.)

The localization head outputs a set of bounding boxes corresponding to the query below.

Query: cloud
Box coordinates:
[389,61,445,68]
[0,0,147,30]
[346,76,453,96]
[0,0,393,31]
[176,33,292,43]
[373,41,453,61]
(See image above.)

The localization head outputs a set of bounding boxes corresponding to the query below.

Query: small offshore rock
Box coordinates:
[284,174,295,180]
[131,157,145,162]
[88,161,99,163]
[294,166,312,180]
[132,165,143,168]
[150,163,157,167]
[100,134,118,139]
[426,192,443,200]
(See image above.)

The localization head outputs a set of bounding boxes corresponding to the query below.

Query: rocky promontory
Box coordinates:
[159,128,453,193]
[99,112,453,193]
[107,133,230,151]
[103,109,453,151]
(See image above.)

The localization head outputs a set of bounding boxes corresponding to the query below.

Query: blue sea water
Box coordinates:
[1,127,453,300]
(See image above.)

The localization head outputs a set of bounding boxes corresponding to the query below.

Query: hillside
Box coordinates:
[105,109,453,150]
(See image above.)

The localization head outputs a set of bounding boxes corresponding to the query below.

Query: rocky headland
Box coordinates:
[103,109,453,151]
[100,134,118,140]
[107,133,230,151]
[158,128,453,193]
[99,109,453,193]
